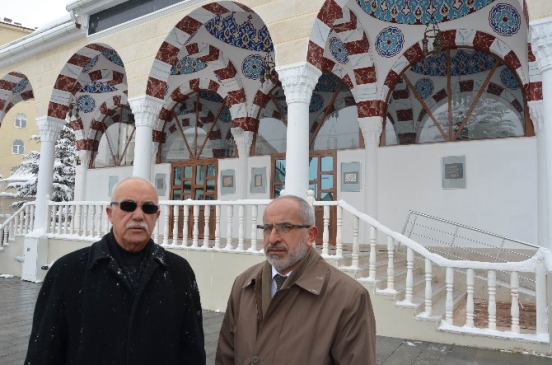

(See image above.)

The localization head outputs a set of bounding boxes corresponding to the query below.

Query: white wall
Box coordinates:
[378,137,538,244]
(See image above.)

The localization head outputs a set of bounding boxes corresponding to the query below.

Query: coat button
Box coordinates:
[252,355,261,364]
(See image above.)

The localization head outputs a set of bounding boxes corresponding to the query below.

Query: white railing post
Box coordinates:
[215,205,221,249]
[68,205,75,235]
[82,204,89,237]
[404,247,414,304]
[237,205,245,251]
[352,216,359,268]
[95,203,102,238]
[535,254,548,336]
[192,205,199,248]
[336,206,343,257]
[488,270,497,330]
[386,236,395,291]
[445,267,454,325]
[510,271,520,334]
[368,225,376,280]
[466,268,475,328]
[202,205,210,249]
[75,204,82,236]
[14,210,20,235]
[424,258,433,316]
[29,204,35,233]
[182,204,190,247]
[249,205,258,251]
[162,205,169,246]
[172,205,179,246]
[225,205,233,249]
[322,205,329,256]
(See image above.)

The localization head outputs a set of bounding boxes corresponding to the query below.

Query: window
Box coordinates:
[12,140,24,154]
[15,114,26,128]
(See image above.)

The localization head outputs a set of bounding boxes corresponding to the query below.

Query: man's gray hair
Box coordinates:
[271,195,315,226]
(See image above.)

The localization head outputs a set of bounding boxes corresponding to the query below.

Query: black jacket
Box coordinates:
[25,232,206,365]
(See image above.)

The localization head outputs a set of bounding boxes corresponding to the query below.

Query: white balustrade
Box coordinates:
[182,205,190,247]
[352,216,359,268]
[424,258,433,316]
[466,268,474,328]
[404,247,414,304]
[192,205,199,248]
[368,226,376,280]
[386,236,395,291]
[488,270,497,330]
[214,205,221,249]
[249,205,258,252]
[336,206,343,257]
[445,267,454,325]
[162,205,170,246]
[172,205,179,246]
[322,205,329,256]
[237,205,244,251]
[203,206,210,249]
[510,271,520,333]
[225,205,233,249]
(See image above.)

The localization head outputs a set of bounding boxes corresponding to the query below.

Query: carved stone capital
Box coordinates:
[531,18,552,72]
[358,117,383,145]
[276,62,322,104]
[36,116,65,142]
[129,95,165,128]
[528,100,545,134]
[231,127,254,157]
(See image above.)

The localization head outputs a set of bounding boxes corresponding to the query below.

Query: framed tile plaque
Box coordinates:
[442,155,466,189]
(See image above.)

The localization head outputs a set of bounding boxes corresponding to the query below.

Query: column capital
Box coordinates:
[528,100,545,134]
[530,18,552,73]
[129,95,165,128]
[276,62,322,104]
[231,127,254,157]
[358,117,383,145]
[36,116,66,142]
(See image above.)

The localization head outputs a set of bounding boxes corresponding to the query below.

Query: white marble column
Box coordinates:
[359,117,383,219]
[231,127,254,199]
[75,150,91,201]
[531,18,552,250]
[277,62,322,198]
[34,116,65,232]
[129,95,164,180]
[529,101,548,248]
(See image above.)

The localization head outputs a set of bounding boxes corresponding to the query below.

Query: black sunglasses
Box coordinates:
[111,200,159,214]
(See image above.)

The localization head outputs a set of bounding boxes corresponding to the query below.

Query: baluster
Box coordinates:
[87,205,94,237]
[23,205,30,233]
[104,204,111,235]
[404,247,414,303]
[335,206,343,257]
[172,205,179,246]
[3,226,8,244]
[68,205,75,235]
[82,205,89,237]
[352,216,359,268]
[322,205,329,256]
[237,205,244,251]
[29,204,35,233]
[64,204,70,235]
[162,205,170,246]
[182,205,190,247]
[214,205,221,249]
[95,203,102,238]
[466,268,474,327]
[225,205,233,249]
[487,270,497,330]
[369,226,376,280]
[50,206,56,234]
[75,204,82,236]
[57,206,64,235]
[535,255,547,335]
[192,205,199,248]
[249,205,258,251]
[510,271,520,334]
[14,211,20,235]
[445,267,454,325]
[202,204,210,249]
[386,236,395,291]
[424,258,433,316]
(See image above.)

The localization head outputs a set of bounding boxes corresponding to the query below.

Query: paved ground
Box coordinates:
[1,277,551,365]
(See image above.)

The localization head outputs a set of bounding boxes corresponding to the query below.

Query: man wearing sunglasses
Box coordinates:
[25,177,205,365]
[216,195,376,365]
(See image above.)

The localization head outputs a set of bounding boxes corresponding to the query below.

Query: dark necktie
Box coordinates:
[274,274,287,291]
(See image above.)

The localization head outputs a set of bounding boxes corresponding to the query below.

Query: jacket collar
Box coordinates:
[241,247,328,296]
[87,231,170,271]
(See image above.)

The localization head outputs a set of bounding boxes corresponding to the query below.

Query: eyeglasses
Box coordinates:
[257,223,311,235]
[110,200,159,214]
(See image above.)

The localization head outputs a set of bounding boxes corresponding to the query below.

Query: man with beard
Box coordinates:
[25,177,205,365]
[215,195,376,365]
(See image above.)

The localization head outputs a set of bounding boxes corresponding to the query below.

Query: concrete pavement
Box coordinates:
[1,277,550,365]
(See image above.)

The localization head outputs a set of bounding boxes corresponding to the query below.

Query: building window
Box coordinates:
[15,114,26,128]
[12,140,24,154]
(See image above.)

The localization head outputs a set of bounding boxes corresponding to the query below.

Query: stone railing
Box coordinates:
[35,198,551,342]
[0,202,35,249]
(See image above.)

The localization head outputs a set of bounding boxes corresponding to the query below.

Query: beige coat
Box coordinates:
[215,248,376,365]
